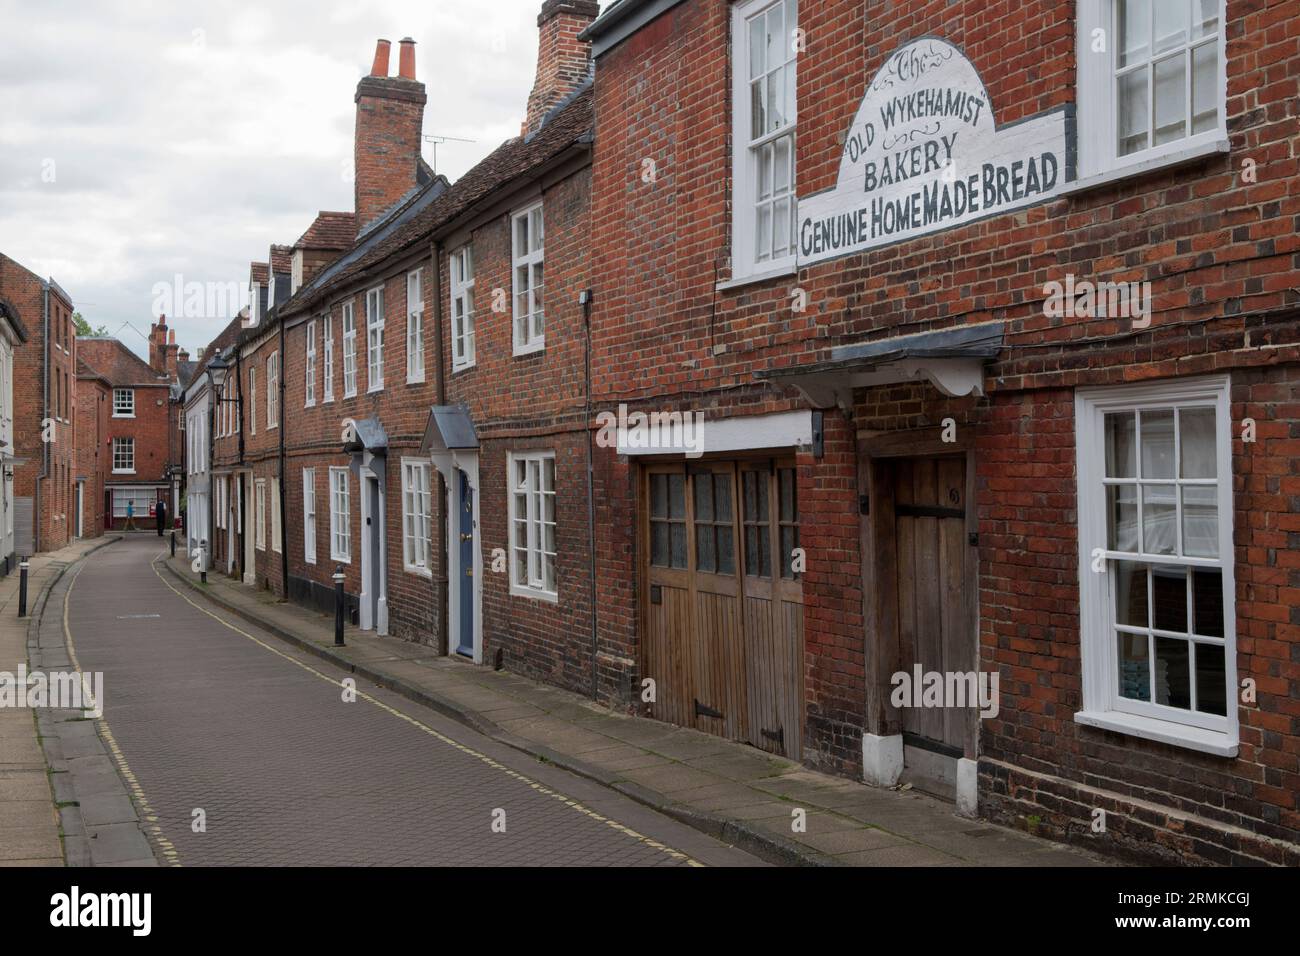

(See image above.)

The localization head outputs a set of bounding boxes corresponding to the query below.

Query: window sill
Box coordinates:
[716,262,797,293]
[1075,710,1238,757]
[112,414,136,419]
[509,584,558,605]
[1063,139,1230,198]
[405,375,425,386]
[331,554,351,565]
[305,401,316,409]
[404,564,433,579]
[452,362,476,375]
[366,385,384,395]
[111,469,136,475]
[513,341,545,358]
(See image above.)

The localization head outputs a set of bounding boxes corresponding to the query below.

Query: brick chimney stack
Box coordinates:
[522,0,599,136]
[165,328,179,380]
[353,37,427,236]
[148,315,168,373]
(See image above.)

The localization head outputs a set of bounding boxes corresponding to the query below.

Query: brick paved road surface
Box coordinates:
[66,539,762,867]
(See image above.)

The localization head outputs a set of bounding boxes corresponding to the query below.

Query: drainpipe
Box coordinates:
[278,317,288,598]
[582,287,597,701]
[206,389,215,571]
[36,284,49,553]
[236,350,246,580]
[430,240,448,655]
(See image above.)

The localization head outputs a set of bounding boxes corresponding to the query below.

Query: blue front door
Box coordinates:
[456,469,474,657]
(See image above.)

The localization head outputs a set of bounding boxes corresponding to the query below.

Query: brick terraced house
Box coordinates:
[0,252,78,555]
[75,358,110,540]
[79,318,182,530]
[578,0,1300,865]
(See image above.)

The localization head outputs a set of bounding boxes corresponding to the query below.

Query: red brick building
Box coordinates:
[79,320,180,530]
[0,252,78,555]
[75,359,110,539]
[579,0,1300,865]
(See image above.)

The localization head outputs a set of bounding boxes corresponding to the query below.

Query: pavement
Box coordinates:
[0,535,121,866]
[160,548,1109,867]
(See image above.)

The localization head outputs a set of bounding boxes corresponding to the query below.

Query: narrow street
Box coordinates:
[64,538,761,867]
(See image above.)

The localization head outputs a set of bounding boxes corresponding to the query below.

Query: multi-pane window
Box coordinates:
[401,460,432,575]
[451,245,476,371]
[112,388,134,417]
[366,286,384,390]
[1076,377,1235,748]
[322,314,335,402]
[266,351,278,428]
[255,478,266,551]
[511,203,545,354]
[1115,0,1220,156]
[1078,0,1225,179]
[509,452,556,598]
[342,302,357,397]
[248,367,257,435]
[303,468,316,564]
[305,321,316,407]
[112,437,134,473]
[649,473,688,570]
[330,466,351,562]
[406,270,424,383]
[693,471,735,574]
[733,0,798,277]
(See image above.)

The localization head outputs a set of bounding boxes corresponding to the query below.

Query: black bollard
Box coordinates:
[333,566,346,646]
[17,559,29,618]
[199,540,207,585]
[170,530,176,557]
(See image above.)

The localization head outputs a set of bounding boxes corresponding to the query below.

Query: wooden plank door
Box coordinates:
[644,466,693,730]
[686,462,746,742]
[893,455,972,752]
[740,461,804,759]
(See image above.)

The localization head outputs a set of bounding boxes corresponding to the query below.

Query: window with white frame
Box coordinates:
[266,351,279,428]
[303,468,316,564]
[270,477,281,553]
[249,367,257,435]
[1075,375,1236,753]
[112,388,135,417]
[112,437,134,473]
[366,286,384,390]
[401,460,433,575]
[450,245,475,371]
[508,451,556,599]
[731,0,798,281]
[1076,0,1226,182]
[511,203,545,355]
[323,314,335,402]
[329,467,351,562]
[305,321,316,407]
[407,269,424,382]
[255,478,266,550]
[342,302,357,397]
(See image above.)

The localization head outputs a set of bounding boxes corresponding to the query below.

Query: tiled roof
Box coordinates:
[269,244,293,274]
[77,338,170,387]
[250,262,269,284]
[283,84,594,318]
[295,211,357,250]
[177,360,199,389]
[197,315,245,375]
[75,357,109,384]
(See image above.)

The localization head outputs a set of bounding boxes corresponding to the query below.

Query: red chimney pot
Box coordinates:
[398,38,416,80]
[370,39,391,77]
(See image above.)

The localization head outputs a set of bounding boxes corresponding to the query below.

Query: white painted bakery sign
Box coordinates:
[797,37,1069,266]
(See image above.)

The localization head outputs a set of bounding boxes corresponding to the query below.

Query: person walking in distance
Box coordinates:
[156,497,168,536]
[124,499,136,532]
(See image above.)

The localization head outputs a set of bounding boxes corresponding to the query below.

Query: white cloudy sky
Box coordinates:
[0,0,551,359]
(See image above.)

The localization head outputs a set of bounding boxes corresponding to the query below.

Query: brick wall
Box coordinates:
[75,375,109,538]
[587,0,1300,859]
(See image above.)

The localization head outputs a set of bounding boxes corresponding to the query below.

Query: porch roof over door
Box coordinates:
[755,321,1004,412]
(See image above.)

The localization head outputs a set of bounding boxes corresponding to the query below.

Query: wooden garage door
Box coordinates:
[642,460,804,759]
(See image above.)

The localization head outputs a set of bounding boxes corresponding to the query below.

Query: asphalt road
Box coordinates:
[64,537,762,867]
